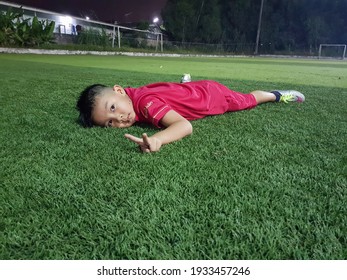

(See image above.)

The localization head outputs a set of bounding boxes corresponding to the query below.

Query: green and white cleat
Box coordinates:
[272,90,305,103]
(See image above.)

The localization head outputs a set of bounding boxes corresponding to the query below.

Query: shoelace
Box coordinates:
[280,94,295,103]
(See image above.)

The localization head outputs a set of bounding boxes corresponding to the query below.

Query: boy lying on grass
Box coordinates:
[76,80,304,153]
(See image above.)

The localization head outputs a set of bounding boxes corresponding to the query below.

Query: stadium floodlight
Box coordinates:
[318,44,347,60]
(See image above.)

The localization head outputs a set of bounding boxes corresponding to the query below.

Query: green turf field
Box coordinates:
[0,53,346,259]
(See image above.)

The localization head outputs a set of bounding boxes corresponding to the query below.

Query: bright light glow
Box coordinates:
[60,15,72,26]
[153,17,159,23]
[85,16,90,20]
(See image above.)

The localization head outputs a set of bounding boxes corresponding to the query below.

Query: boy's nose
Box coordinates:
[117,114,124,122]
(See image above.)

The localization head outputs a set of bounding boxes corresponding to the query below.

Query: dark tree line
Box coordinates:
[162,0,347,53]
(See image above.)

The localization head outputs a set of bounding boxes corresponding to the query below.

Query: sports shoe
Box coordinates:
[272,90,305,103]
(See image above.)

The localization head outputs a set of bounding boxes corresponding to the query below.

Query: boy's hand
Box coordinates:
[124,110,192,153]
[124,133,162,153]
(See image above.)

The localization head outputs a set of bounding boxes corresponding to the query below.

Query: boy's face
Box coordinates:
[92,86,136,128]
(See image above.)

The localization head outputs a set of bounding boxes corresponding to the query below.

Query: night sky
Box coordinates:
[9,0,168,23]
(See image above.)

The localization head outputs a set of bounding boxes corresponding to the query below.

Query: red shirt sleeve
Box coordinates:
[138,96,172,127]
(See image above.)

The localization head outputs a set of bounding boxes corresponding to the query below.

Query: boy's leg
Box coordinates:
[250,90,276,104]
[250,90,305,104]
[222,83,305,112]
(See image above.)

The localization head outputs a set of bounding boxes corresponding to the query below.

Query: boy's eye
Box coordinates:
[111,104,116,111]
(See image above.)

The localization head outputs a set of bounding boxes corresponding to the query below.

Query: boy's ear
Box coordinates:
[113,85,125,95]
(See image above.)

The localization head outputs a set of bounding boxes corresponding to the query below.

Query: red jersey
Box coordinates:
[125,80,256,127]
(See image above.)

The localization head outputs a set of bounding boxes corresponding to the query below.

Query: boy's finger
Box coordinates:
[142,133,151,146]
[124,134,143,144]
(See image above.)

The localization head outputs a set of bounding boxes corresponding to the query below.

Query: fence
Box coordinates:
[1,1,337,56]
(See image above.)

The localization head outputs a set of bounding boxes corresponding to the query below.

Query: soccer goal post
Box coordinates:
[318,44,346,59]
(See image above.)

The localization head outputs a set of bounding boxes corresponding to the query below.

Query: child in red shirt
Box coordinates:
[76,80,305,153]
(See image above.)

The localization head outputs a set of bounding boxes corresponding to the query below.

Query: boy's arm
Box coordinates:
[124,110,193,153]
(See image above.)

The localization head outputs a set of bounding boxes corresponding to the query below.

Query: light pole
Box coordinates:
[254,0,265,55]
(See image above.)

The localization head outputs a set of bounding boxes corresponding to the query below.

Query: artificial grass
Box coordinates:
[0,54,346,259]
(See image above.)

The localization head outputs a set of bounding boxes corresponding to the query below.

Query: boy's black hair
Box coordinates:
[76,84,107,127]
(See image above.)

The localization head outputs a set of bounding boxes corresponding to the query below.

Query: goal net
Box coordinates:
[318,44,346,60]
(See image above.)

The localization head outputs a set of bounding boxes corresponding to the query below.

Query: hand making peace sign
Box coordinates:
[125,133,163,153]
